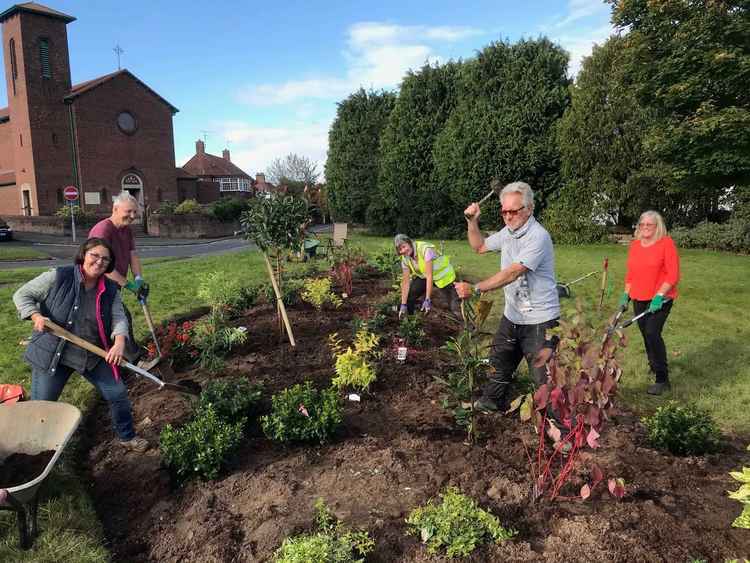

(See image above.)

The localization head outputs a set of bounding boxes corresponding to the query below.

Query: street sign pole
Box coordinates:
[63,186,79,243]
[70,200,77,243]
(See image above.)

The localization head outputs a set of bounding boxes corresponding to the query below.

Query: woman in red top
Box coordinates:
[618,210,680,395]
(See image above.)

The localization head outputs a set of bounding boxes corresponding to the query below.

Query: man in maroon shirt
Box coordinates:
[89,192,147,361]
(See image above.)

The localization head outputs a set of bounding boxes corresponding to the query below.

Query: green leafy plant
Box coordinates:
[261,381,343,443]
[261,278,304,306]
[198,377,263,425]
[368,243,399,276]
[240,195,310,253]
[55,204,96,223]
[728,462,750,529]
[350,306,387,338]
[174,198,202,214]
[192,317,248,373]
[398,313,426,347]
[149,320,197,368]
[301,277,343,310]
[208,197,251,222]
[198,272,242,320]
[159,404,245,482]
[157,200,177,215]
[642,401,721,456]
[406,487,516,557]
[274,498,374,563]
[329,330,381,391]
[435,297,493,443]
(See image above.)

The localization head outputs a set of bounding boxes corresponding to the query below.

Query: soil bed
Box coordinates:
[82,275,750,562]
[0,450,54,488]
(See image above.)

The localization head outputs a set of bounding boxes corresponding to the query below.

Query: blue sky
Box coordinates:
[0,0,614,179]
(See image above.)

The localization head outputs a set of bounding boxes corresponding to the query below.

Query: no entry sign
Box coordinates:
[63,186,79,201]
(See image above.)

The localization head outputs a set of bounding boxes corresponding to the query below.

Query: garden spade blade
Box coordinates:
[43,319,200,396]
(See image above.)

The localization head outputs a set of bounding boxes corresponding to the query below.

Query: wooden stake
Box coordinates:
[599,257,609,309]
[263,252,296,347]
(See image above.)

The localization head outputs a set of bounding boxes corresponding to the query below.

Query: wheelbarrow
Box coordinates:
[0,400,81,549]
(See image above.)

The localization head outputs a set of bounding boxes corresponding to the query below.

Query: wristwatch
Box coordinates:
[473,284,482,297]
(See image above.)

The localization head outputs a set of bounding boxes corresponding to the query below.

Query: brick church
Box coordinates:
[0,2,184,217]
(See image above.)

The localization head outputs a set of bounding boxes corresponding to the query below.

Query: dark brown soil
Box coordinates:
[81,276,750,562]
[0,450,54,488]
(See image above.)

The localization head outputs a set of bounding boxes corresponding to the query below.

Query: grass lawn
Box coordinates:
[1,237,748,560]
[0,244,50,262]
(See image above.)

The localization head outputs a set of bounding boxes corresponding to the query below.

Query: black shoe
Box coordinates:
[647,381,671,395]
[473,397,501,414]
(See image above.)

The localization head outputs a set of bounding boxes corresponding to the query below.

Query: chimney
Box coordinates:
[222,149,231,161]
[196,139,205,154]
[256,173,265,184]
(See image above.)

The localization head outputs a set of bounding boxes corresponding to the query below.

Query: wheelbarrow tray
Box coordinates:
[0,400,81,506]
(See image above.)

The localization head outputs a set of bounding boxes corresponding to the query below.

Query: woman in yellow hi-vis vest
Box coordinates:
[395,234,460,318]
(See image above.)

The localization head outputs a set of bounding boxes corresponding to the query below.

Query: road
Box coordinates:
[0,237,253,269]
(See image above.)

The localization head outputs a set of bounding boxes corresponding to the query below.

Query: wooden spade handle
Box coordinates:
[43,319,109,360]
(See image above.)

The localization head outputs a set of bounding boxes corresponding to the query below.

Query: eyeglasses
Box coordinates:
[638,222,656,228]
[501,206,526,217]
[87,252,111,264]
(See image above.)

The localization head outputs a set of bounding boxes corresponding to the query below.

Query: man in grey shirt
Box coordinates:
[455,181,560,412]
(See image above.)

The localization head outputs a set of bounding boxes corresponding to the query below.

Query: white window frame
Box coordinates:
[216,177,250,192]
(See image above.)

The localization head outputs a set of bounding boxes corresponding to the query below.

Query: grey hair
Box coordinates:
[394,233,412,250]
[113,191,138,206]
[500,181,534,211]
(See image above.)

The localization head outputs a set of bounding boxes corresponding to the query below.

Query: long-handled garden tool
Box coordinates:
[464,180,503,220]
[556,270,598,298]
[601,299,672,348]
[43,319,201,396]
[134,283,162,371]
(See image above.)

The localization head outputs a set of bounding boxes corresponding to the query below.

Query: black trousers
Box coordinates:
[483,315,559,406]
[122,302,145,363]
[406,277,461,315]
[633,299,673,383]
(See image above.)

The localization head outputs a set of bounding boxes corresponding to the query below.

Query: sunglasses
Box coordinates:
[87,251,112,265]
[501,206,526,217]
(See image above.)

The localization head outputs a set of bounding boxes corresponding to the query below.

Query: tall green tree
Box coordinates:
[432,38,570,233]
[368,61,461,236]
[325,89,396,222]
[556,35,660,227]
[610,0,750,224]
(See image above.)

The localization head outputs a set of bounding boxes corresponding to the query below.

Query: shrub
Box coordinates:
[406,487,517,557]
[160,404,245,482]
[261,382,343,444]
[328,330,381,391]
[208,197,251,222]
[540,188,609,245]
[350,307,387,338]
[274,499,374,563]
[198,272,242,318]
[368,243,399,276]
[55,204,96,223]
[191,316,248,373]
[728,465,750,529]
[672,219,750,253]
[198,377,263,425]
[174,199,202,214]
[301,277,343,310]
[399,314,426,347]
[261,278,304,306]
[157,200,178,215]
[642,401,721,456]
[149,320,197,369]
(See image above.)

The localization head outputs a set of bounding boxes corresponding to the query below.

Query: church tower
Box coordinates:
[1,2,76,215]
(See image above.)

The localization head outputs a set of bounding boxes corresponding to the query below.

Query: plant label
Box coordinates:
[397,347,408,362]
[348,393,361,402]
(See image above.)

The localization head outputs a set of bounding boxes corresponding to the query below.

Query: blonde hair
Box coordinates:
[634,210,667,241]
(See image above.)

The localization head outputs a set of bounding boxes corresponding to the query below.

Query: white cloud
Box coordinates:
[187,121,330,180]
[237,22,483,107]
[540,0,615,76]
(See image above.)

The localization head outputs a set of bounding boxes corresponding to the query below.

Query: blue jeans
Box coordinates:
[31,360,136,440]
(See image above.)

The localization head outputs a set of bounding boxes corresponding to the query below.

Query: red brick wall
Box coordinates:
[147,213,238,238]
[2,11,76,216]
[72,73,178,214]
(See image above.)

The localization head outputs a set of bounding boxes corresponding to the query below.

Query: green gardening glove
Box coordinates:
[617,292,630,310]
[124,280,138,294]
[648,294,664,313]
